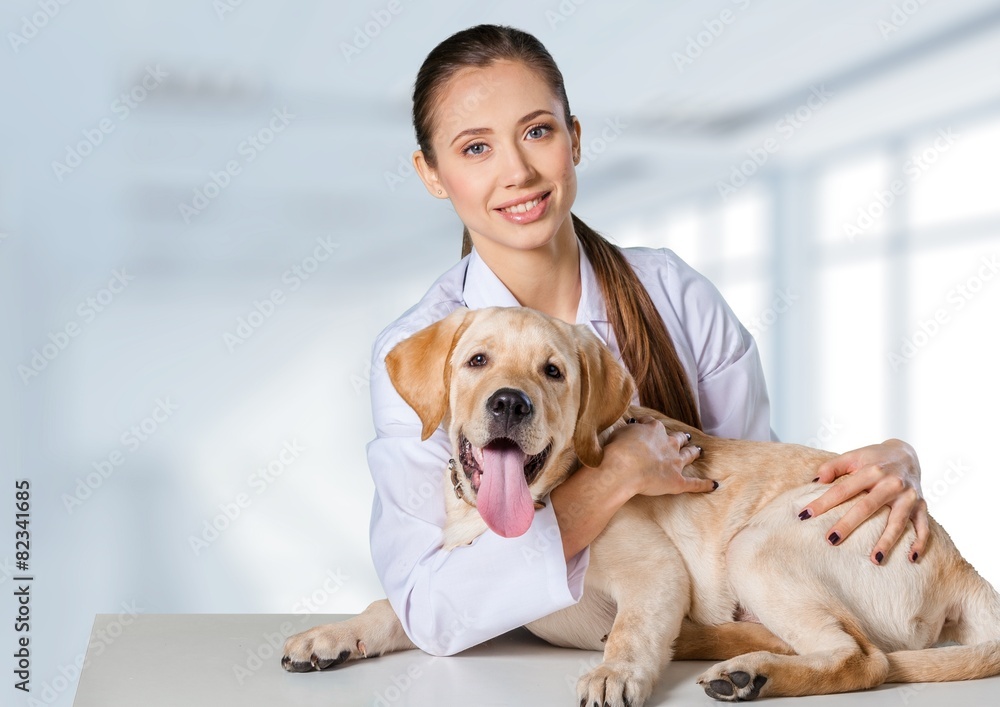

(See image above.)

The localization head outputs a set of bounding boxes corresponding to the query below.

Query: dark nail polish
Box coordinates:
[829,532,841,545]
[812,477,819,483]
[695,446,703,455]
[798,509,812,520]
[911,551,919,562]
[627,417,636,424]
[712,480,719,490]
[686,433,692,441]
[875,551,884,564]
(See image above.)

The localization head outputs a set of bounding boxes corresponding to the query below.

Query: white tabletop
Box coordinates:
[72,613,999,706]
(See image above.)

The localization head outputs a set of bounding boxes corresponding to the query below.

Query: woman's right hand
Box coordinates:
[603,415,714,497]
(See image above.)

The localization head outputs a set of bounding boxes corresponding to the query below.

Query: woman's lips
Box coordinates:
[495,191,551,224]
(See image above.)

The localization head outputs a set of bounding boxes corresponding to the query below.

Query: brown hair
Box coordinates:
[412,24,702,429]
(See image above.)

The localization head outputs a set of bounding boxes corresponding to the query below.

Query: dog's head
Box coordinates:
[386,306,635,539]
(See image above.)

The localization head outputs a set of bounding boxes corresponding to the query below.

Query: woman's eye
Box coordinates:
[545,363,562,379]
[469,353,488,367]
[462,142,488,156]
[526,123,552,140]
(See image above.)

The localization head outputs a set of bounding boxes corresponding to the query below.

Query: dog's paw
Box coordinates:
[281,622,371,673]
[576,660,654,707]
[696,661,768,702]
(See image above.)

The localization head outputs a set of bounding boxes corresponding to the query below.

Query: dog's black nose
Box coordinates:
[486,388,533,429]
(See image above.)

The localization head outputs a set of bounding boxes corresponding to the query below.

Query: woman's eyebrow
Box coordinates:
[449,109,556,146]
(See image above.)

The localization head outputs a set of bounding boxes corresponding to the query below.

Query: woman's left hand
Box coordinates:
[797,439,929,566]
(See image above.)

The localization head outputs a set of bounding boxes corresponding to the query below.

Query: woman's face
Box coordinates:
[415,60,581,254]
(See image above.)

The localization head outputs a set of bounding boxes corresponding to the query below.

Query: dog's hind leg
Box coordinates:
[696,609,890,701]
[282,599,416,672]
[673,619,795,660]
[887,558,1000,683]
[574,511,691,707]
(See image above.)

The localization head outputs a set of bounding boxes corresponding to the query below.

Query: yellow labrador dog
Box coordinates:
[283,306,1000,704]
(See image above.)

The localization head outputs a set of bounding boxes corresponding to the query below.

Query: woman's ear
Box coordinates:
[412,150,448,199]
[572,327,636,467]
[570,115,582,165]
[385,307,473,440]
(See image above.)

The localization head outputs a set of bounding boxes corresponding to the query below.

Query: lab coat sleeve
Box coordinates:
[365,323,589,656]
[661,249,778,443]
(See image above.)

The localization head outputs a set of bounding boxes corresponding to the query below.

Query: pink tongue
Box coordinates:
[477,444,534,538]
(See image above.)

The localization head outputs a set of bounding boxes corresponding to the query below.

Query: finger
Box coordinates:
[676,475,717,494]
[868,497,915,564]
[679,444,702,466]
[908,500,930,562]
[797,468,873,520]
[822,482,897,546]
[815,454,857,484]
[668,430,690,449]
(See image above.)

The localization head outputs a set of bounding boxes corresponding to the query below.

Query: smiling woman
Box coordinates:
[282,22,929,672]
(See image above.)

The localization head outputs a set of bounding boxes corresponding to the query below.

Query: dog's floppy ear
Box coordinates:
[573,327,636,468]
[385,307,473,441]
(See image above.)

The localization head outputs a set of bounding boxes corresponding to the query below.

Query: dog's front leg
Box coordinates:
[282,598,416,672]
[577,512,689,707]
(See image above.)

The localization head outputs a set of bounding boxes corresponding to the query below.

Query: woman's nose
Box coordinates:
[499,144,536,187]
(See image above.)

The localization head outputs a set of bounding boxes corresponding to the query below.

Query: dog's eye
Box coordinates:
[545,363,562,379]
[468,353,488,367]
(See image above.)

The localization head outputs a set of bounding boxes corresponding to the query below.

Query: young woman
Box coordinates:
[366,24,927,656]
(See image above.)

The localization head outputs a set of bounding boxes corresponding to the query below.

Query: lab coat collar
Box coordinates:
[461,239,608,327]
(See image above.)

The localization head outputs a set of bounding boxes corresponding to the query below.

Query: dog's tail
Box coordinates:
[886,559,1000,683]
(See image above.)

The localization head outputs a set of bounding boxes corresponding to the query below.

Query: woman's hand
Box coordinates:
[605,415,715,498]
[551,415,714,561]
[797,438,929,566]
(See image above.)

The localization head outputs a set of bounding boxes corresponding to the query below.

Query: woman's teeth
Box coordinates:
[500,194,545,213]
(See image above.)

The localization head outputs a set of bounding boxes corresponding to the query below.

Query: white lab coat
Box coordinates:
[366,242,775,656]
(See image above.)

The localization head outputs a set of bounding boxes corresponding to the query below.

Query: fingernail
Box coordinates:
[695,446,703,455]
[686,433,692,441]
[875,551,884,564]
[798,509,812,520]
[627,417,636,424]
[812,477,819,483]
[712,480,719,491]
[828,532,841,545]
[911,551,919,562]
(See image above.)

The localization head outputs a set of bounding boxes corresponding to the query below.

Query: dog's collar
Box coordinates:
[449,457,547,510]
[448,458,464,500]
